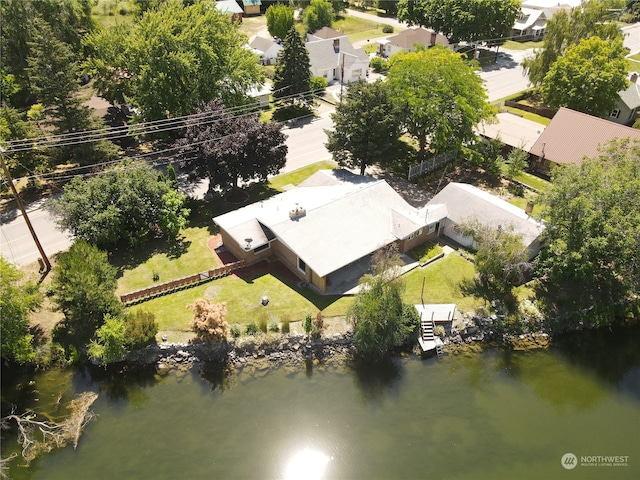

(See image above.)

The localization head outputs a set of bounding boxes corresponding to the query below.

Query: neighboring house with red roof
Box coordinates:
[529,107,640,176]
[377,27,450,58]
[213,171,544,294]
[306,27,369,84]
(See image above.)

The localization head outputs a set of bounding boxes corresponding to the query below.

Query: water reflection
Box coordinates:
[197,361,236,393]
[78,363,159,407]
[284,448,331,480]
[350,356,402,404]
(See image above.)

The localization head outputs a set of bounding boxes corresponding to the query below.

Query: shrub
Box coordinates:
[311,311,324,339]
[311,76,327,96]
[230,324,242,338]
[245,322,258,336]
[382,24,394,34]
[125,310,158,350]
[370,56,389,73]
[258,313,269,333]
[269,321,279,333]
[434,325,445,338]
[188,299,230,344]
[281,315,291,334]
[303,313,313,335]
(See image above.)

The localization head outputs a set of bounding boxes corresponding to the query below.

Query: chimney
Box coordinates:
[333,38,340,53]
[630,72,638,84]
[430,31,436,46]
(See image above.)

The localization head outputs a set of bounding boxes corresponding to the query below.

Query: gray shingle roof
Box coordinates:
[214,171,431,277]
[428,183,543,247]
[619,82,640,110]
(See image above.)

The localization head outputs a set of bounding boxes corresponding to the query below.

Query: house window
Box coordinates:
[428,223,436,234]
[417,229,423,236]
[254,243,270,254]
[610,109,621,119]
[298,257,306,273]
[407,233,414,240]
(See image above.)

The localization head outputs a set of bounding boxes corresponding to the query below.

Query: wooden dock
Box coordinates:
[415,304,456,356]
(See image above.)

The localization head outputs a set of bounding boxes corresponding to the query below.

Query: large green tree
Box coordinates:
[397,0,520,44]
[177,101,287,193]
[325,80,402,175]
[386,47,494,159]
[540,37,628,117]
[266,3,295,40]
[535,139,640,328]
[348,246,419,359]
[52,241,122,342]
[0,258,42,363]
[83,0,263,119]
[522,0,623,87]
[273,27,313,103]
[0,0,95,104]
[303,0,335,34]
[52,162,190,249]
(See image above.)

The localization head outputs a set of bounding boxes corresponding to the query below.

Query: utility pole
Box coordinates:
[0,147,51,272]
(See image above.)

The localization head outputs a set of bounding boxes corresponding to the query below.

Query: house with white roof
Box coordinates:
[305,27,369,84]
[215,0,243,23]
[377,27,450,58]
[512,0,583,40]
[249,36,282,65]
[428,183,544,259]
[213,171,544,294]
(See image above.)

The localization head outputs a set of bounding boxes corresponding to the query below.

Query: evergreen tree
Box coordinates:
[273,27,313,104]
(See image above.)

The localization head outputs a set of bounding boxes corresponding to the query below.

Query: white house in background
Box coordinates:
[249,36,282,65]
[512,0,583,39]
[427,182,544,259]
[305,27,369,84]
[215,0,243,23]
[608,72,640,126]
[248,82,271,108]
[377,27,450,58]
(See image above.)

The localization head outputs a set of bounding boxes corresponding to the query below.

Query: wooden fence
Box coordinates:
[408,151,457,180]
[120,260,245,305]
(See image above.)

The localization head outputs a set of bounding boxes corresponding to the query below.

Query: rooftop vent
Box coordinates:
[289,204,306,220]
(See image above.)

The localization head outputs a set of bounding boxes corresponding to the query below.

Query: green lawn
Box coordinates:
[116,227,219,295]
[502,40,542,51]
[130,252,482,342]
[268,160,337,191]
[501,106,551,126]
[129,269,349,342]
[403,254,483,314]
[513,171,551,192]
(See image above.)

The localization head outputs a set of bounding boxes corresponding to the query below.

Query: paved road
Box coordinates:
[0,109,336,266]
[0,202,72,267]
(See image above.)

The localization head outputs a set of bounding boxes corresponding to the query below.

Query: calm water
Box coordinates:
[2,329,640,480]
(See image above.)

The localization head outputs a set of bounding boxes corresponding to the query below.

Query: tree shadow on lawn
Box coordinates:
[234,262,343,311]
[109,235,192,276]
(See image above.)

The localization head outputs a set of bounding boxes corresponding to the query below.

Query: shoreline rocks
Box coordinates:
[125,323,552,371]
